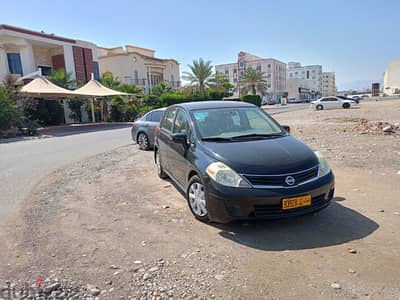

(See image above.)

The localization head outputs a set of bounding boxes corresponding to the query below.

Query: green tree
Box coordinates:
[183,58,213,98]
[100,72,122,90]
[0,85,20,131]
[152,82,172,96]
[240,68,267,95]
[48,69,75,89]
[209,74,234,97]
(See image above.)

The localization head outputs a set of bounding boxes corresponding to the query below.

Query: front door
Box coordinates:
[169,109,192,187]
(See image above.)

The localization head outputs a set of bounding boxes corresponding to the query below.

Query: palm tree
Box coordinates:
[100,72,121,90]
[183,58,213,98]
[48,69,75,89]
[240,68,267,96]
[152,82,172,96]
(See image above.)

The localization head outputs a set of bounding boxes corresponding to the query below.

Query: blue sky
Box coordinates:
[1,0,398,90]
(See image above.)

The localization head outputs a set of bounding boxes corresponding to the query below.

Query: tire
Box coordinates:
[187,175,210,222]
[155,150,168,179]
[137,132,150,150]
[316,104,323,110]
[343,103,350,109]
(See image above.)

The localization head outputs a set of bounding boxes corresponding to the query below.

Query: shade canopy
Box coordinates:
[19,76,73,98]
[73,77,129,97]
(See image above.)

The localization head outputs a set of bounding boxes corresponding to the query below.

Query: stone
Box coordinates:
[331,282,341,290]
[348,268,356,274]
[348,248,357,254]
[148,266,159,272]
[214,274,224,281]
[134,260,142,264]
[162,205,170,209]
[143,273,152,281]
[44,282,61,294]
[383,125,394,133]
[87,285,100,296]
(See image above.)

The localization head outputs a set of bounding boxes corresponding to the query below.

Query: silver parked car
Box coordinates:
[131,108,166,150]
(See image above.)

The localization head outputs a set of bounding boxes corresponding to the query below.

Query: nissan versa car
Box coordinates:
[154,101,335,223]
[131,108,166,150]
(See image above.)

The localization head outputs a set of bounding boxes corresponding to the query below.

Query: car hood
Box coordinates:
[201,135,319,175]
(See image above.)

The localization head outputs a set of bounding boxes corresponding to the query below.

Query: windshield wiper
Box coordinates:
[230,133,284,139]
[201,137,232,142]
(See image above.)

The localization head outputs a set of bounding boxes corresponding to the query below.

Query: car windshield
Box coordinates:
[192,107,285,140]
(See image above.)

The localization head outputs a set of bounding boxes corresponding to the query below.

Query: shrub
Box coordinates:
[142,94,162,108]
[0,86,20,130]
[241,94,262,106]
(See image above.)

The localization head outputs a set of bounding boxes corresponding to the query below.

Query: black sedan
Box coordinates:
[154,101,335,223]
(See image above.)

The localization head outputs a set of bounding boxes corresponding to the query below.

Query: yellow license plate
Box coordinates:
[282,195,312,210]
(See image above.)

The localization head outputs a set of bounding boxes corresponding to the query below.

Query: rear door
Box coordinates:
[157,108,177,173]
[146,110,163,144]
[169,109,192,186]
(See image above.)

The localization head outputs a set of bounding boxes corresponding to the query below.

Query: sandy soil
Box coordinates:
[0,100,399,299]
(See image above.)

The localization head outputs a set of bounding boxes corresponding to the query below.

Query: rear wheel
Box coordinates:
[137,132,150,150]
[155,150,168,179]
[316,104,323,110]
[343,102,350,109]
[187,175,210,222]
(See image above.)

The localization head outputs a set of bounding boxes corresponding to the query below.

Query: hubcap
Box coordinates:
[188,182,207,217]
[138,133,148,148]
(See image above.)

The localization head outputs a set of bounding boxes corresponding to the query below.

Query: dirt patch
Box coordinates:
[1,100,400,299]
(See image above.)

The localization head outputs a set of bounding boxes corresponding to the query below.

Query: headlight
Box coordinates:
[315,151,331,177]
[206,162,251,188]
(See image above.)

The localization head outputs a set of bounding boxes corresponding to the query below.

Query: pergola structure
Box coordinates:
[19,72,130,122]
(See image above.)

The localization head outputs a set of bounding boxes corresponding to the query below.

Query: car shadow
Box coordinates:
[213,197,379,251]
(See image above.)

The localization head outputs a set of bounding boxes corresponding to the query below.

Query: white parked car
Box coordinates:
[311,96,357,110]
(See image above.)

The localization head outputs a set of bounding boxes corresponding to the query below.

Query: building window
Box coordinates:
[134,70,139,84]
[170,63,173,68]
[7,53,23,75]
[256,64,261,71]
[38,65,52,76]
[306,70,310,79]
[240,70,244,77]
[171,74,174,86]
[93,61,100,80]
[225,69,229,75]
[239,60,244,68]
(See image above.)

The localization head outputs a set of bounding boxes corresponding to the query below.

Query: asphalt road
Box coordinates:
[262,103,310,114]
[0,125,132,221]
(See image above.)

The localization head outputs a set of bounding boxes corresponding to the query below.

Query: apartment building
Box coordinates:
[215,52,287,99]
[384,60,400,95]
[0,24,100,122]
[97,45,180,94]
[287,62,322,99]
[322,72,337,96]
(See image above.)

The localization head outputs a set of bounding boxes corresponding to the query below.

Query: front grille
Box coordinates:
[252,194,326,217]
[243,165,319,187]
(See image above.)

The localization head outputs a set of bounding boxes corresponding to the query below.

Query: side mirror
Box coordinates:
[172,133,188,146]
[282,125,290,133]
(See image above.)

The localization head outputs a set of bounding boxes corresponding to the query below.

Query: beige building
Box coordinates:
[383,60,400,95]
[0,24,100,123]
[215,52,287,100]
[322,72,337,96]
[287,62,322,98]
[97,45,180,94]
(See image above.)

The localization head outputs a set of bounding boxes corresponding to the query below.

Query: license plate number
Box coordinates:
[282,195,312,210]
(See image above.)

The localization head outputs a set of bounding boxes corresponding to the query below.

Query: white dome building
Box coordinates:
[384,60,400,95]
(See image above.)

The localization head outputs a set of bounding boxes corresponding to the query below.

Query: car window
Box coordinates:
[173,110,191,135]
[160,108,176,131]
[144,112,153,121]
[193,107,283,139]
[329,97,338,101]
[150,110,163,122]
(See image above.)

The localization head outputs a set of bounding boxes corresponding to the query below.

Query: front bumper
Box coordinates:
[204,171,335,223]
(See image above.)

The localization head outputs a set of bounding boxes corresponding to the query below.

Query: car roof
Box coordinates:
[172,100,254,111]
[148,107,167,113]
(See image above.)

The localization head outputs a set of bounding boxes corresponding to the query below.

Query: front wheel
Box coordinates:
[187,176,210,222]
[343,103,350,109]
[137,132,150,150]
[316,104,323,110]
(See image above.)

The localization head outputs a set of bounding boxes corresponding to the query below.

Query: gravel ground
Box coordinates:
[0,100,399,299]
